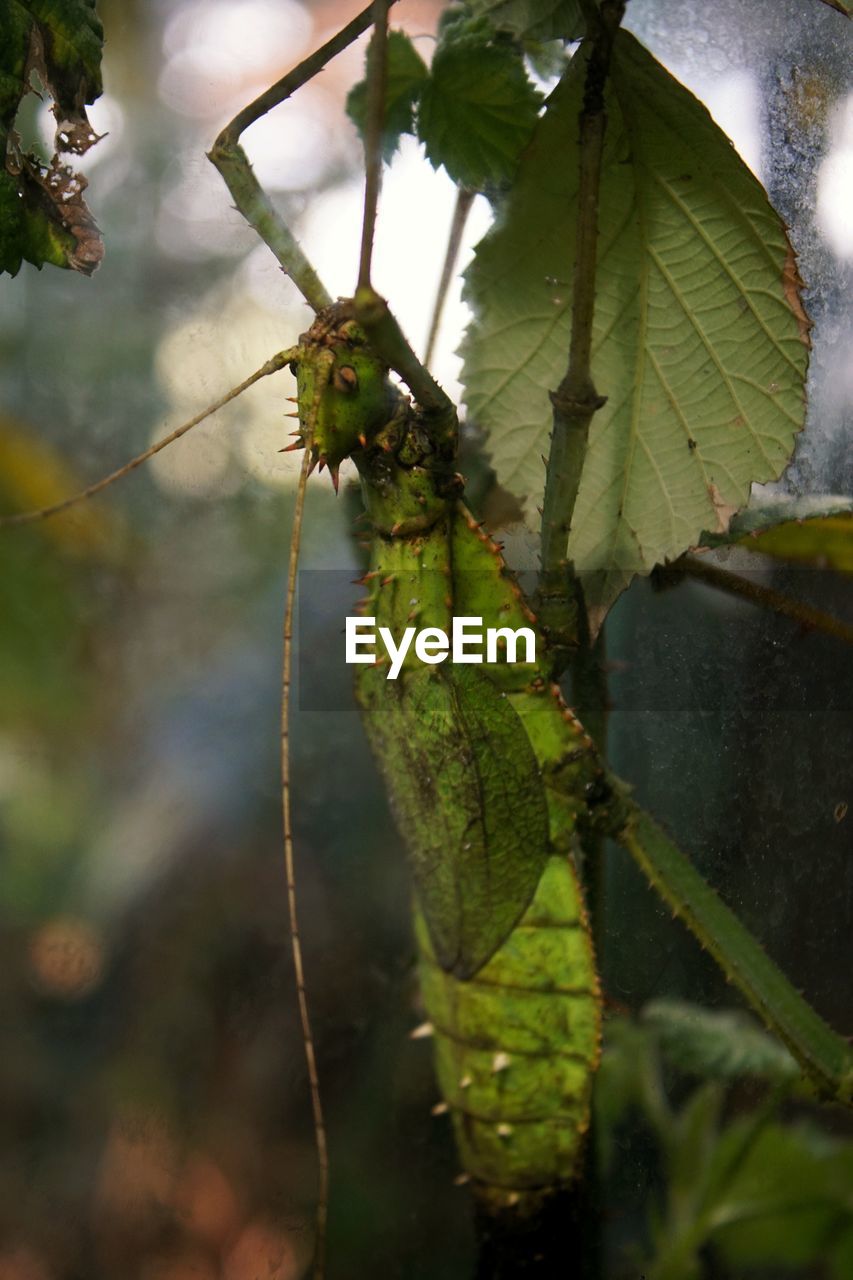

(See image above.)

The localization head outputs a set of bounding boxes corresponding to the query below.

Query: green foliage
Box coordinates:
[0,0,103,275]
[699,495,853,571]
[597,1009,853,1279]
[641,999,800,1084]
[463,31,808,623]
[346,19,542,189]
[743,510,853,571]
[346,30,428,160]
[468,0,585,42]
[417,34,542,188]
[713,1122,853,1279]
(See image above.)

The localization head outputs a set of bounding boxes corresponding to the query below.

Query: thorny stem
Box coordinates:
[358,0,391,291]
[209,1,400,312]
[423,187,475,368]
[657,556,853,647]
[0,351,297,529]
[280,358,335,1280]
[538,0,625,649]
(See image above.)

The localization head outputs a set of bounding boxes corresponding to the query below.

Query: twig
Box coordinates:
[209,1,400,312]
[424,187,475,368]
[358,0,391,290]
[0,350,297,528]
[539,0,625,647]
[658,555,853,646]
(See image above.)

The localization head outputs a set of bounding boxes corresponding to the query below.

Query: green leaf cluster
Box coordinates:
[468,0,584,43]
[345,10,544,189]
[345,30,429,163]
[1,0,104,276]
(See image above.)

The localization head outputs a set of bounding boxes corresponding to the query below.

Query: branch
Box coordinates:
[538,0,625,648]
[424,187,475,369]
[657,555,853,647]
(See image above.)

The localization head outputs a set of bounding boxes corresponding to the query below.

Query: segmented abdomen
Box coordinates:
[415,854,600,1207]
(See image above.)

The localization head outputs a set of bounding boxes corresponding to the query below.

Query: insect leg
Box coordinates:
[279,346,334,1279]
[208,3,401,313]
[616,803,853,1106]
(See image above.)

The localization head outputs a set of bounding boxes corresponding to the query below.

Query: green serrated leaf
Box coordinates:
[417,38,542,189]
[462,32,809,625]
[469,0,585,42]
[1,0,103,275]
[643,999,800,1083]
[345,29,428,161]
[358,663,550,978]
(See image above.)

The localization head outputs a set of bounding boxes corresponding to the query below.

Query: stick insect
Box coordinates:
[2,2,852,1277]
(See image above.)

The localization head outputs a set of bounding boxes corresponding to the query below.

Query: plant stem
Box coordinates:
[358,0,391,291]
[658,556,853,646]
[209,1,400,311]
[424,187,475,368]
[538,1,625,650]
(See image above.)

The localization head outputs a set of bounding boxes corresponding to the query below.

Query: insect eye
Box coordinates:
[334,365,358,393]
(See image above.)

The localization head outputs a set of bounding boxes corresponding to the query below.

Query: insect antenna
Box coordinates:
[0,348,299,528]
[279,350,334,1279]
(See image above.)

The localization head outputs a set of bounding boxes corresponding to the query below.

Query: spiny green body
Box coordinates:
[352,410,617,1202]
[292,313,852,1207]
[290,306,396,483]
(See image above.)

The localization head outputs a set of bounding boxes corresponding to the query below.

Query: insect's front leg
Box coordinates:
[208,4,391,314]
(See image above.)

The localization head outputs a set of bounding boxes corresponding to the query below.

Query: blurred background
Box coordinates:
[0,1,851,1277]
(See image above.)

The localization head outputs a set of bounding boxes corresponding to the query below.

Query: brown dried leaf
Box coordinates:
[708,483,740,535]
[782,240,812,346]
